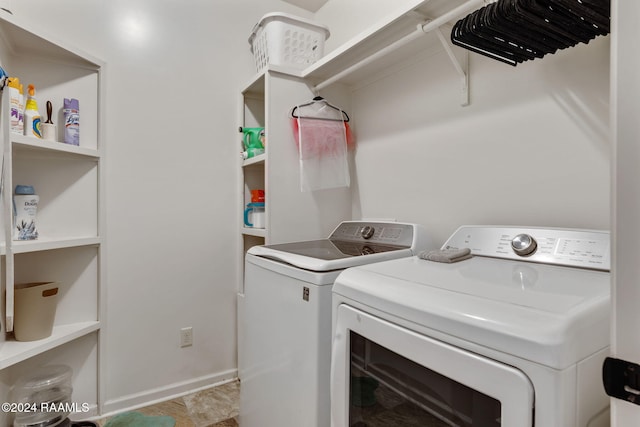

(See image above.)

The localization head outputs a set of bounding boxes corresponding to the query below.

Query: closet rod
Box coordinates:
[313,0,486,92]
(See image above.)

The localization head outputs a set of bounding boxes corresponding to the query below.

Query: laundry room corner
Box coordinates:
[0,0,632,425]
[1,0,318,416]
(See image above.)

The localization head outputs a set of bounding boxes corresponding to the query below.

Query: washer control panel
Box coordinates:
[329,221,417,248]
[443,226,610,271]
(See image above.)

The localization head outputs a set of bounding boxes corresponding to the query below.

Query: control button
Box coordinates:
[511,234,537,256]
[360,226,375,240]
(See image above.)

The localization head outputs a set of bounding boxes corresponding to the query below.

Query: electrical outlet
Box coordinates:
[180,327,193,347]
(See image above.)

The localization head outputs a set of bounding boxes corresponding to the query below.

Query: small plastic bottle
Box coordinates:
[23,84,42,138]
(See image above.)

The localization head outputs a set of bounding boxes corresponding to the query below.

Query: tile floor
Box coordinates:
[96,379,239,427]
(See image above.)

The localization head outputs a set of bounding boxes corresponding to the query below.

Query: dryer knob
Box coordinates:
[360,226,375,240]
[511,234,537,256]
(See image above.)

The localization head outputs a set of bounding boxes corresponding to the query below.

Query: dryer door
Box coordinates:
[331,304,534,427]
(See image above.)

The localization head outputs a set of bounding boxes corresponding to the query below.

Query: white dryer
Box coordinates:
[331,225,611,427]
[240,221,434,427]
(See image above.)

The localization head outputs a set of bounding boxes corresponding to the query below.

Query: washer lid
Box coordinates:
[247,221,433,271]
[248,241,413,271]
[333,255,610,370]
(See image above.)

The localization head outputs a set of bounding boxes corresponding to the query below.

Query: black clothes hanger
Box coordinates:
[451,0,610,66]
[452,4,535,66]
[290,96,350,122]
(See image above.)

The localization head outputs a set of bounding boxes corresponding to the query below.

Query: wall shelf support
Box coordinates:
[433,27,470,106]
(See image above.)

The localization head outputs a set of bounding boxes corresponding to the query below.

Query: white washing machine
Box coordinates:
[331,225,611,427]
[239,221,434,427]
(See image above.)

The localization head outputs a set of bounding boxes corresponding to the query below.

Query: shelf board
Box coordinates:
[242,70,266,96]
[302,0,474,88]
[241,65,304,95]
[4,236,101,255]
[12,134,100,159]
[0,321,100,370]
[242,153,266,167]
[242,227,266,238]
[0,10,102,69]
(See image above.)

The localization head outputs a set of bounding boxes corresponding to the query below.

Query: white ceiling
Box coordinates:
[282,0,328,12]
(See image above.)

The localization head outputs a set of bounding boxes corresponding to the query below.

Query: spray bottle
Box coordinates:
[7,77,19,133]
[23,84,42,138]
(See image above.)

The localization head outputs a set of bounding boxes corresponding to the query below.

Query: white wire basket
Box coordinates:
[249,13,330,72]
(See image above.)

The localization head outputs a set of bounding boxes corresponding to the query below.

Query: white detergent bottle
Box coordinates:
[23,84,42,138]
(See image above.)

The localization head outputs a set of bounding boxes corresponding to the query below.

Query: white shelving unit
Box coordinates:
[237,69,352,255]
[236,0,486,251]
[234,0,480,303]
[236,68,352,377]
[0,10,104,422]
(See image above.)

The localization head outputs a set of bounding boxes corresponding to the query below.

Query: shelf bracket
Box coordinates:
[432,26,470,106]
[312,0,485,93]
[305,81,321,98]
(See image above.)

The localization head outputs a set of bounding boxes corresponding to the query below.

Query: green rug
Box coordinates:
[103,411,176,427]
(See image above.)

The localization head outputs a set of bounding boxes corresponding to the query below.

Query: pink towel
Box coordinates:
[296,117,350,192]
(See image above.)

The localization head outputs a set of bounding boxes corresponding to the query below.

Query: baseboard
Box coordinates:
[99,369,238,418]
[70,404,99,421]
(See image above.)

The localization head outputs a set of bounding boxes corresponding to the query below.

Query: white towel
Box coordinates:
[419,248,472,263]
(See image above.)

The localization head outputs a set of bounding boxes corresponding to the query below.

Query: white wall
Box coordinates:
[9,0,312,413]
[352,39,610,244]
[315,0,610,245]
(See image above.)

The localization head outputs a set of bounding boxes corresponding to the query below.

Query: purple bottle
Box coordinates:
[63,98,79,145]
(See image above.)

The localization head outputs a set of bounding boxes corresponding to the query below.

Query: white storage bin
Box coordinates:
[249,12,330,72]
[14,282,59,341]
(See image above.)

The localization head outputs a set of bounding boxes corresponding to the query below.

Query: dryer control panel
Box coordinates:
[443,226,610,271]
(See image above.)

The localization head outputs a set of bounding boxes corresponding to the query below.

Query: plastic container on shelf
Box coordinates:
[244,202,265,229]
[10,364,73,427]
[249,12,330,72]
[14,282,59,342]
[240,126,265,159]
[63,98,79,146]
[23,84,42,139]
[13,184,39,241]
[250,189,265,203]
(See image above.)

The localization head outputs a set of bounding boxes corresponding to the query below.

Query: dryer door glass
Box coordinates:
[330,304,534,427]
[349,331,500,426]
